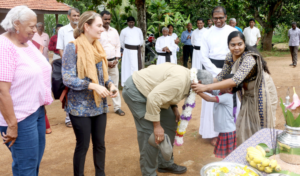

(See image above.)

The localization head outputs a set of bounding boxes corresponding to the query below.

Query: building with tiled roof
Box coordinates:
[0,0,71,33]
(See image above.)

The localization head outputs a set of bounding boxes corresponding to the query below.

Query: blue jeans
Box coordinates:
[0,106,46,176]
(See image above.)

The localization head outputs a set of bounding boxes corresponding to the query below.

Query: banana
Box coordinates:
[261,158,270,167]
[256,145,266,156]
[269,159,278,168]
[256,164,265,171]
[247,151,262,160]
[247,150,262,156]
[246,155,251,162]
[247,146,256,151]
[249,160,257,168]
[264,167,273,173]
[247,147,262,155]
[252,155,264,163]
[275,165,281,172]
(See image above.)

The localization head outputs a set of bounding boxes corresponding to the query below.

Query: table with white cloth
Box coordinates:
[223,128,283,175]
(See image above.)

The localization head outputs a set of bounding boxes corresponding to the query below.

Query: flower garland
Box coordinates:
[174,68,198,146]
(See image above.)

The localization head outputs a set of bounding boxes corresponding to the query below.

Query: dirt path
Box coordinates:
[0,53,298,176]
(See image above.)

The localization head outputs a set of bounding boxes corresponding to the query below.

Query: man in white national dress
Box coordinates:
[120,16,144,86]
[199,6,239,146]
[168,24,180,64]
[191,18,208,69]
[156,27,177,64]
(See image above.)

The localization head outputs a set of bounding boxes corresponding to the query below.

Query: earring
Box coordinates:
[16,30,19,34]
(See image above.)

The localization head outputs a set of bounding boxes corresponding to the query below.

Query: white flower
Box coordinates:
[175,136,183,145]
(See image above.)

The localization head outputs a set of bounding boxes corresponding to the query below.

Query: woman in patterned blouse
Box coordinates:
[192,31,277,145]
[62,11,118,176]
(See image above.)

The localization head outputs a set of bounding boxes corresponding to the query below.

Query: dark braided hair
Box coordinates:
[227,31,271,74]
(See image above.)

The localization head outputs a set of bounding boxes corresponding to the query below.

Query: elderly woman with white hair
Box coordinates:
[155,27,177,65]
[0,5,52,176]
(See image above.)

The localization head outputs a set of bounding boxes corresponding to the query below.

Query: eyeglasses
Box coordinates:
[213,17,225,21]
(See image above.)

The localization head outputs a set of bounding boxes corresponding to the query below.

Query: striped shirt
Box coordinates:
[0,35,53,126]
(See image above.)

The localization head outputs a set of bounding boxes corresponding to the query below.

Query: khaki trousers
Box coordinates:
[108,64,121,112]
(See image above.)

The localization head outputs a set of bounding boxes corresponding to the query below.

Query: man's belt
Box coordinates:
[157,52,172,62]
[193,46,201,50]
[202,58,225,70]
[125,44,142,70]
[107,57,117,62]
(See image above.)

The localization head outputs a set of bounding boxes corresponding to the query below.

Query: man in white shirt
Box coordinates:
[32,22,50,60]
[56,8,80,128]
[206,18,213,29]
[155,27,177,64]
[99,11,125,116]
[120,17,144,86]
[199,6,238,145]
[191,18,208,69]
[57,8,80,58]
[288,22,300,67]
[243,18,261,48]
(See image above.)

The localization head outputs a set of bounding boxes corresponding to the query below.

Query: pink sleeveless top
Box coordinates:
[0,35,53,126]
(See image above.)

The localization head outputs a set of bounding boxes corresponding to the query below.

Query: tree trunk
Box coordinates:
[262,28,274,51]
[135,0,146,67]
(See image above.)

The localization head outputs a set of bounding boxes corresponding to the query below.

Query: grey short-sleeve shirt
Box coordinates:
[288,28,300,46]
[212,90,236,133]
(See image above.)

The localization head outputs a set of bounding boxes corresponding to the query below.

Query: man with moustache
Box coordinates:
[198,6,238,146]
[207,18,213,29]
[120,17,144,87]
[32,22,50,60]
[56,8,80,128]
[99,11,125,116]
[191,18,208,69]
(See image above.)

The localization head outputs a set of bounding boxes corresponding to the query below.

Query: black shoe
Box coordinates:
[157,163,187,174]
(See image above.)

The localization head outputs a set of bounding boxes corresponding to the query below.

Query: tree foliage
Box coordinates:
[57,0,300,51]
[170,0,300,50]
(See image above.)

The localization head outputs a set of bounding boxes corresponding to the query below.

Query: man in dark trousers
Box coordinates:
[181,23,193,67]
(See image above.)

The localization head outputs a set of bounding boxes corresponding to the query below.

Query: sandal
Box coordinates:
[65,122,72,128]
[46,128,52,134]
[115,109,125,116]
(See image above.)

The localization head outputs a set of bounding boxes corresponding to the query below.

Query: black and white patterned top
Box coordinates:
[216,51,258,85]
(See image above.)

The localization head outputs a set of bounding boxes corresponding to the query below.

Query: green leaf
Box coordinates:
[276,170,300,176]
[286,110,295,127]
[294,114,300,127]
[257,143,274,157]
[280,98,287,122]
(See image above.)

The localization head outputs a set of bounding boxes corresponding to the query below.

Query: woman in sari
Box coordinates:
[192,31,278,145]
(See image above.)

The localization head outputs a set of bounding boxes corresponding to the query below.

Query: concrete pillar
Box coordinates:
[0,13,6,34]
[55,14,58,24]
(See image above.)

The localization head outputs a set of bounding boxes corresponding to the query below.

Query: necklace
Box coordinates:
[174,68,198,146]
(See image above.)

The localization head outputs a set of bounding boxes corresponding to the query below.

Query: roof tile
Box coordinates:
[0,0,71,11]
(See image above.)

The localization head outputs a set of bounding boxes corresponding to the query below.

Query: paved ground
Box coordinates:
[0,52,299,176]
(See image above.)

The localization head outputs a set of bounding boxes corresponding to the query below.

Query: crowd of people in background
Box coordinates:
[0,3,299,176]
